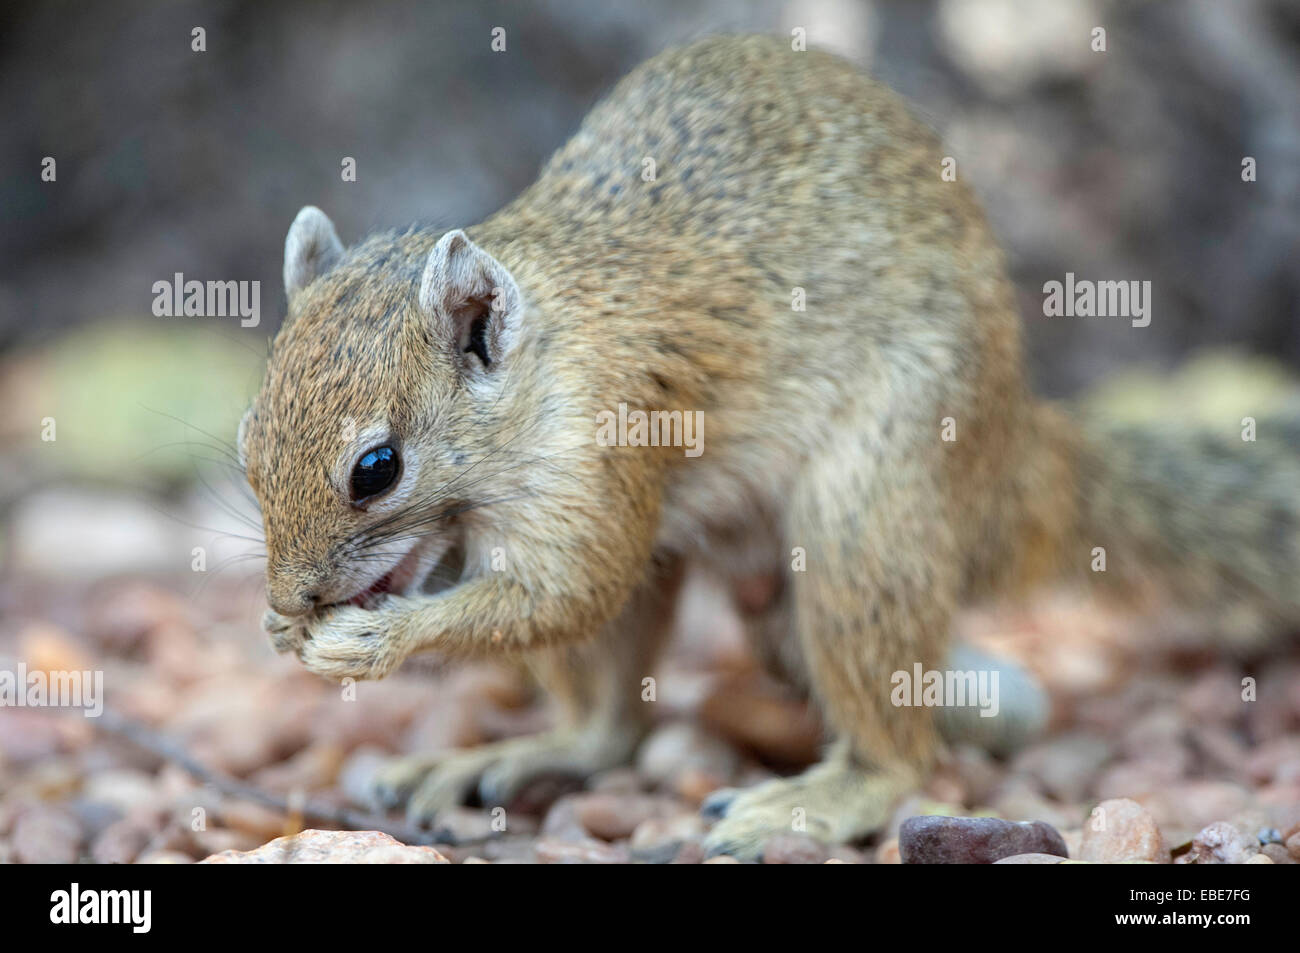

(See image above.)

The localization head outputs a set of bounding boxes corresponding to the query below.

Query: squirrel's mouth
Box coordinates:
[343,534,450,610]
[348,570,395,608]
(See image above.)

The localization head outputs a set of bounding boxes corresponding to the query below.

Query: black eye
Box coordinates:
[350,445,399,502]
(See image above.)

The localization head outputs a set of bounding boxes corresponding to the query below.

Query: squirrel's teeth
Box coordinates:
[348,570,394,608]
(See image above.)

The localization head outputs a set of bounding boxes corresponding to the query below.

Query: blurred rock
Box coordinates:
[761,834,831,864]
[573,792,677,842]
[588,767,644,795]
[1141,781,1254,833]
[874,837,901,864]
[991,777,1080,830]
[218,800,288,841]
[1013,728,1107,800]
[1181,822,1260,865]
[82,768,161,816]
[19,622,93,676]
[337,745,390,808]
[937,0,1099,96]
[900,815,1067,864]
[886,796,968,839]
[535,793,579,836]
[251,742,345,794]
[199,829,449,864]
[1079,798,1167,863]
[0,708,66,764]
[430,806,515,845]
[192,827,262,856]
[636,721,739,799]
[994,852,1067,864]
[9,490,191,579]
[12,805,82,864]
[135,850,195,864]
[629,813,705,863]
[91,817,155,864]
[85,583,192,656]
[698,675,822,766]
[534,838,630,864]
[1261,843,1295,864]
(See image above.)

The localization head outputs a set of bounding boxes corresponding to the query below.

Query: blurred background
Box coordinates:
[4,0,1300,501]
[1,0,1299,864]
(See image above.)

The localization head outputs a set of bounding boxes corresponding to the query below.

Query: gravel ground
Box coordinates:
[1,563,1298,864]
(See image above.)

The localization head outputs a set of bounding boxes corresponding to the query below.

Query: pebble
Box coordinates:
[1181,821,1259,865]
[629,813,705,863]
[91,818,155,864]
[12,805,82,864]
[250,742,345,794]
[192,827,262,856]
[573,793,677,842]
[475,835,541,863]
[68,797,125,840]
[899,815,1067,864]
[0,708,67,764]
[1261,844,1295,864]
[1079,798,1168,863]
[541,796,592,842]
[761,834,831,864]
[199,829,449,863]
[991,777,1079,831]
[698,676,823,765]
[636,721,739,797]
[82,768,162,816]
[589,768,644,795]
[1143,780,1253,832]
[994,852,1067,864]
[85,582,190,654]
[20,623,94,676]
[874,837,901,864]
[1012,733,1113,802]
[672,840,707,864]
[430,806,514,844]
[886,796,967,839]
[136,850,196,864]
[533,838,631,864]
[218,800,289,841]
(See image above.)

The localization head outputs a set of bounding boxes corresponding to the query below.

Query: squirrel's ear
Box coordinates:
[418,229,521,368]
[283,206,344,301]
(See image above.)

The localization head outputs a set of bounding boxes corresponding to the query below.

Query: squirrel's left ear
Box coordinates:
[283,206,344,302]
[419,229,521,369]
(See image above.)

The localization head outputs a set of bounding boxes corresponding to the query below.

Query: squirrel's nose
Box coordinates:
[267,585,321,617]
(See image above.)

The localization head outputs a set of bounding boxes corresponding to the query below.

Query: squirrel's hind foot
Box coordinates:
[701,753,914,861]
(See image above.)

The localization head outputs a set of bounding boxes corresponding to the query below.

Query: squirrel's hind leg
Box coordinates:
[703,437,957,860]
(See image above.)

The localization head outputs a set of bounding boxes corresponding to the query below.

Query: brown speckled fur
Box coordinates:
[243,36,1300,858]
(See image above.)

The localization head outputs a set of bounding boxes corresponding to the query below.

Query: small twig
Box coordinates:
[95,708,445,847]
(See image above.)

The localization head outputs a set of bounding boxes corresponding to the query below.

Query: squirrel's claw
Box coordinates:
[261,609,304,655]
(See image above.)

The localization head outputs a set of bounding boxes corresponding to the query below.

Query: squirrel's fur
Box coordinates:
[244,36,1300,858]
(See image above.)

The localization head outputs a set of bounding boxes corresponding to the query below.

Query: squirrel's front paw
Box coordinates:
[262,609,306,655]
[296,601,408,681]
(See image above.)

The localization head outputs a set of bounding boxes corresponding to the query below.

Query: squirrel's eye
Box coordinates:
[350,445,399,502]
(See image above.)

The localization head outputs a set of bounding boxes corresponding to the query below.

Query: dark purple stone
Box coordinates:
[899,815,1068,864]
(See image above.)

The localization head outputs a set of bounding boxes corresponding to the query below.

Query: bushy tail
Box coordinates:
[1052,401,1300,652]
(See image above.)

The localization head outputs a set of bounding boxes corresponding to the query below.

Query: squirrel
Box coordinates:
[243,35,1300,859]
